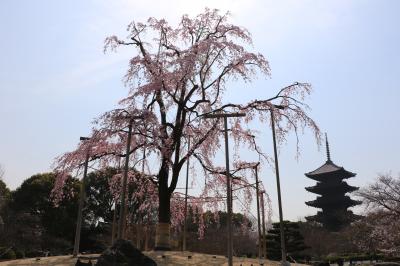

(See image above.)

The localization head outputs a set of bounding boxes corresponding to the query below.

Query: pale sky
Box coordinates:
[1,0,399,221]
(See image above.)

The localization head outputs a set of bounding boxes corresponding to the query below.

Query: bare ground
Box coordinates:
[0,252,295,266]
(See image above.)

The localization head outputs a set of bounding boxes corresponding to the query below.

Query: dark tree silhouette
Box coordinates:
[266,221,308,261]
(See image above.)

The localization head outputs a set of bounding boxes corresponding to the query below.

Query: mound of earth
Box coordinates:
[95,239,156,266]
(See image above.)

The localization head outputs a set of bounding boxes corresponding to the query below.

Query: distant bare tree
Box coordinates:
[357,173,400,217]
[355,174,400,255]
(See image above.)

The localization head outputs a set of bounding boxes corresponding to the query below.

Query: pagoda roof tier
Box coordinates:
[305,214,319,223]
[306,195,361,209]
[305,211,325,223]
[305,160,356,181]
[305,210,361,224]
[305,181,359,195]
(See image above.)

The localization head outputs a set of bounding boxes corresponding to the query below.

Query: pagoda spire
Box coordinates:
[325,133,331,162]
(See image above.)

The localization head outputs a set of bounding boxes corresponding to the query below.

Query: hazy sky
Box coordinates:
[1,0,399,221]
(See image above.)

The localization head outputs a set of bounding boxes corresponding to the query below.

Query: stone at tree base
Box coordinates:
[154,223,170,250]
[95,239,157,266]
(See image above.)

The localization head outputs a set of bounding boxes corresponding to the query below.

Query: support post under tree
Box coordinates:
[111,203,117,245]
[223,116,233,266]
[73,137,90,257]
[117,114,143,239]
[117,119,133,239]
[254,163,262,260]
[270,106,287,266]
[204,112,245,266]
[182,137,190,251]
[137,147,146,250]
[261,190,267,259]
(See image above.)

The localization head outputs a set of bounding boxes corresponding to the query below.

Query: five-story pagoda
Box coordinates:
[305,134,361,231]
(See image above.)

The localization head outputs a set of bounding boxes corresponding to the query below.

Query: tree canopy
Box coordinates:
[53,8,320,249]
[10,173,80,242]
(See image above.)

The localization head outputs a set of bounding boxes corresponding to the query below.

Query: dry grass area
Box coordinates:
[146,251,283,266]
[0,252,297,266]
[0,255,83,266]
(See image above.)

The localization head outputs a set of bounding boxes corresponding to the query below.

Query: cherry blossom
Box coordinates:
[54,8,320,249]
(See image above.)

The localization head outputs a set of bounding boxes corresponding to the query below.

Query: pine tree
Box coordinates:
[266,221,308,261]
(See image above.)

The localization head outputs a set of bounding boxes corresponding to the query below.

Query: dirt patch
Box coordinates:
[0,256,96,266]
[0,252,300,266]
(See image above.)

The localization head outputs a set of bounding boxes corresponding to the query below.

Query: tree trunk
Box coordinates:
[155,166,171,250]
